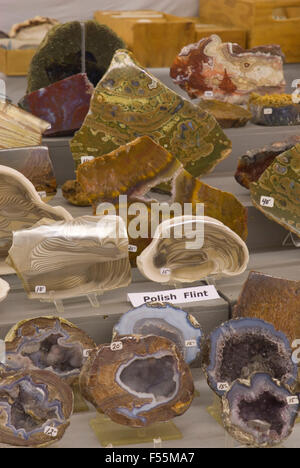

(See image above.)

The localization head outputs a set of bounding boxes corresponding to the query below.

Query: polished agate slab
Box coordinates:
[249,93,300,126]
[137,216,249,284]
[62,179,92,206]
[0,101,50,149]
[79,335,194,427]
[19,74,94,137]
[70,49,232,177]
[222,373,299,448]
[5,316,96,385]
[235,136,300,189]
[0,146,57,199]
[0,278,10,302]
[113,302,204,365]
[0,369,73,447]
[250,144,300,237]
[198,99,252,128]
[170,35,285,104]
[7,215,131,300]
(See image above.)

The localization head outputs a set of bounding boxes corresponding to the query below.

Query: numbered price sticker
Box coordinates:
[160,268,171,276]
[185,339,197,348]
[287,396,299,406]
[44,426,58,438]
[110,341,123,351]
[204,91,214,98]
[81,156,95,164]
[35,285,46,294]
[38,191,47,199]
[260,196,274,208]
[217,382,230,392]
[263,108,273,115]
[128,245,137,253]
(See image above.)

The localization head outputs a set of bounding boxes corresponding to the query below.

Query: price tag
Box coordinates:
[264,108,273,115]
[44,426,58,437]
[38,191,47,199]
[35,285,46,294]
[260,196,274,208]
[185,339,197,348]
[160,268,171,276]
[81,156,95,164]
[83,349,92,358]
[110,341,123,351]
[287,396,299,405]
[128,245,137,253]
[204,91,214,98]
[217,382,229,392]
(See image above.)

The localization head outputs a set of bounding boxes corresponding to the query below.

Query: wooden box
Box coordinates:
[189,19,247,47]
[94,10,196,67]
[199,0,300,62]
[0,48,35,76]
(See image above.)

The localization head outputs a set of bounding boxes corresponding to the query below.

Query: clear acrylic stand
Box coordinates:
[282,232,300,248]
[39,291,103,314]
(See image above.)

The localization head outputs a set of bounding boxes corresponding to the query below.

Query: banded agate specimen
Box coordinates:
[70,49,232,177]
[5,316,96,385]
[9,16,59,43]
[19,74,94,137]
[27,20,125,92]
[0,278,9,302]
[198,99,252,128]
[0,369,73,447]
[0,146,57,199]
[170,35,285,104]
[0,101,50,149]
[203,318,297,397]
[7,215,131,301]
[79,335,194,427]
[113,302,203,365]
[222,373,299,448]
[235,136,300,189]
[250,144,300,238]
[249,93,300,126]
[137,216,249,284]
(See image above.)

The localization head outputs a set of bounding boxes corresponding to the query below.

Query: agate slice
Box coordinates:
[137,216,249,284]
[9,16,59,43]
[70,49,232,177]
[250,144,300,238]
[170,35,285,104]
[62,179,91,206]
[113,302,203,365]
[249,93,300,126]
[0,146,57,199]
[222,373,299,448]
[5,316,96,385]
[7,215,131,300]
[19,74,94,137]
[79,335,194,427]
[0,278,10,302]
[203,318,298,397]
[0,369,73,447]
[198,99,252,128]
[235,136,300,189]
[27,20,125,92]
[0,101,50,149]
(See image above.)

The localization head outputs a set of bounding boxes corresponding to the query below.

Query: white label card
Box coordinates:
[35,286,46,294]
[44,426,58,437]
[38,191,47,199]
[0,80,6,102]
[287,396,299,405]
[83,349,92,358]
[260,196,274,208]
[0,340,5,365]
[128,245,137,253]
[217,382,230,392]
[185,339,197,348]
[204,91,214,98]
[264,108,273,115]
[81,156,95,163]
[160,268,171,276]
[128,285,220,307]
[110,341,123,351]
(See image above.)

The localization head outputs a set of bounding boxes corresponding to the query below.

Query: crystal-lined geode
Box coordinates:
[19,74,94,137]
[70,49,232,177]
[7,215,131,301]
[249,93,300,126]
[250,144,300,238]
[170,35,285,104]
[0,101,50,149]
[0,369,73,447]
[5,316,96,386]
[79,335,194,427]
[0,146,57,200]
[26,20,125,92]
[235,136,300,189]
[113,302,203,365]
[203,318,298,397]
[222,373,299,448]
[137,216,249,284]
[198,99,252,128]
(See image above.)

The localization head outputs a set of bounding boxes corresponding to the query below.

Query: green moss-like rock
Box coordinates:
[26,20,126,92]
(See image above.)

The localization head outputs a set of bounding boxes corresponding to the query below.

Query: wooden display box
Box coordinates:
[199,0,300,62]
[189,19,247,47]
[94,10,196,67]
[0,48,35,76]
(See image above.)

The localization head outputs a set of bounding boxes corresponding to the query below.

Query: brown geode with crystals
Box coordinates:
[79,335,194,427]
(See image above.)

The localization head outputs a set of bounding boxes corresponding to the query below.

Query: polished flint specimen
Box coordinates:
[137,215,249,284]
[7,215,131,301]
[19,74,94,137]
[27,20,125,92]
[0,101,50,149]
[249,93,300,126]
[235,136,300,189]
[203,318,298,397]
[77,136,182,208]
[113,302,204,365]
[198,99,252,128]
[62,179,91,206]
[0,278,10,302]
[0,165,71,259]
[0,368,73,447]
[0,146,57,199]
[70,49,232,177]
[170,35,285,105]
[9,16,59,43]
[222,373,299,448]
[250,144,300,238]
[5,316,96,386]
[79,334,194,427]
[173,169,248,240]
